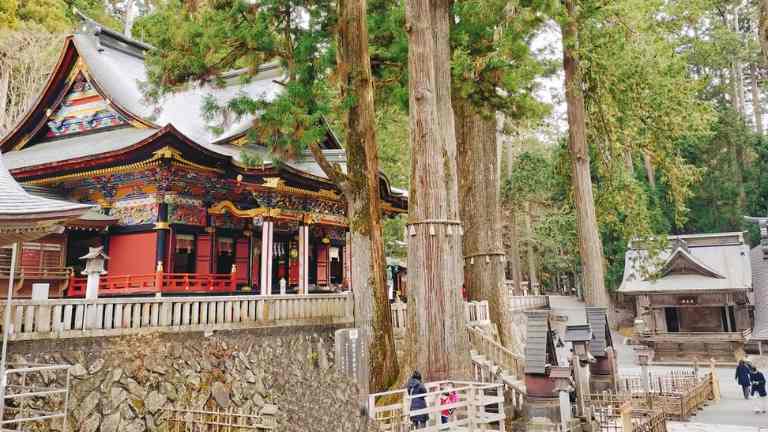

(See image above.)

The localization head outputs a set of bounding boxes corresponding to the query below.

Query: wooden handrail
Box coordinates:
[467,326,524,379]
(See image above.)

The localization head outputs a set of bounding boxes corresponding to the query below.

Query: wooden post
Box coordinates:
[298,224,309,295]
[230,264,238,291]
[710,358,720,402]
[620,401,633,432]
[260,220,274,295]
[155,261,164,296]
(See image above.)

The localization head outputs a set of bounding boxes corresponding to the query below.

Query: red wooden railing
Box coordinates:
[68,270,238,297]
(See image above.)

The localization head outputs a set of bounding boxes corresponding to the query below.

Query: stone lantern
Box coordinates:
[633,345,655,392]
[549,366,574,431]
[79,246,109,300]
[564,324,594,418]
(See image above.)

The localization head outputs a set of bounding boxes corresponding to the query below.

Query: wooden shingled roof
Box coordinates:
[524,311,557,375]
[586,307,612,358]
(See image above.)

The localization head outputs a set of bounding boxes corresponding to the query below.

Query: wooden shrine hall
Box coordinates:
[0,14,407,298]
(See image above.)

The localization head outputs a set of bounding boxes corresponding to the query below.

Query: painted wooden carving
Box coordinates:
[46,73,126,138]
[111,197,158,225]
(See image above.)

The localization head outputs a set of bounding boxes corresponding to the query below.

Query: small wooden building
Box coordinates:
[619,232,753,362]
[586,307,617,392]
[524,311,560,419]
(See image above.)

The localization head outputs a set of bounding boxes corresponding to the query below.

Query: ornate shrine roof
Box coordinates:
[0,11,407,210]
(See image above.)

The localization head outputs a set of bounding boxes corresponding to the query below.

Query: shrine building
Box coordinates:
[0,15,407,298]
[619,232,753,362]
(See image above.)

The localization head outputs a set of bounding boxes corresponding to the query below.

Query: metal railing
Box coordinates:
[0,293,354,340]
[1,363,71,431]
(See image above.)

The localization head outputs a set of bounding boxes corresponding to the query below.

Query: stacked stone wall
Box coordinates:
[8,325,374,432]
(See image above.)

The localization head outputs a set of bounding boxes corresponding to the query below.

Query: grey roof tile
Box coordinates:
[586,307,611,357]
[4,128,156,170]
[525,312,553,375]
[0,153,91,219]
[619,232,751,294]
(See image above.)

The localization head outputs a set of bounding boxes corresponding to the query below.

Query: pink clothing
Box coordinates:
[440,392,459,417]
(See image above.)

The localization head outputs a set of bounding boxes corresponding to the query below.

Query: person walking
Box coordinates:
[407,371,429,429]
[737,359,752,400]
[752,365,767,413]
[439,385,458,426]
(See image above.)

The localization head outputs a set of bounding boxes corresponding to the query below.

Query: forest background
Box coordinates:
[3,0,768,296]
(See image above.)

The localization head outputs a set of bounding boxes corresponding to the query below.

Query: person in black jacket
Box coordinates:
[751,365,767,413]
[407,371,429,428]
[737,360,752,399]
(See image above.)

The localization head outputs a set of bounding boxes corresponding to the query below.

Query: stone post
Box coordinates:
[634,346,654,394]
[553,375,574,432]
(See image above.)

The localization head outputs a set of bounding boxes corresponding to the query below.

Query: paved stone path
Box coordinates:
[546,296,768,429]
[668,422,768,432]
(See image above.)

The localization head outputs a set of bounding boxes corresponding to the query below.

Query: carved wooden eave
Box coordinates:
[657,247,726,280]
[208,200,347,227]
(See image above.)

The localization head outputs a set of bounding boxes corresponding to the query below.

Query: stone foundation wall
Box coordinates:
[7,325,374,432]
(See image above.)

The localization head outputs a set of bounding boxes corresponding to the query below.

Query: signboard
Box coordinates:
[335,328,365,387]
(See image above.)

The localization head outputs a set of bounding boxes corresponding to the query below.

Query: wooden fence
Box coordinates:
[589,371,717,421]
[368,380,505,431]
[0,293,353,340]
[390,300,491,338]
[617,369,698,394]
[164,407,277,431]
[508,295,549,312]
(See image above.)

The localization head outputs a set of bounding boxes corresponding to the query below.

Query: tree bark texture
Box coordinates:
[508,210,524,295]
[405,0,472,381]
[523,202,539,295]
[643,152,656,190]
[505,136,524,296]
[337,0,399,393]
[562,0,608,307]
[761,0,768,65]
[455,98,512,348]
[752,64,763,135]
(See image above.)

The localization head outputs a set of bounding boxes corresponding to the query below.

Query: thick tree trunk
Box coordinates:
[455,98,512,348]
[123,0,137,37]
[405,0,472,381]
[761,0,768,65]
[523,202,539,295]
[505,136,524,296]
[562,0,608,308]
[752,64,764,135]
[0,66,9,135]
[508,210,524,295]
[337,0,399,393]
[643,152,656,190]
